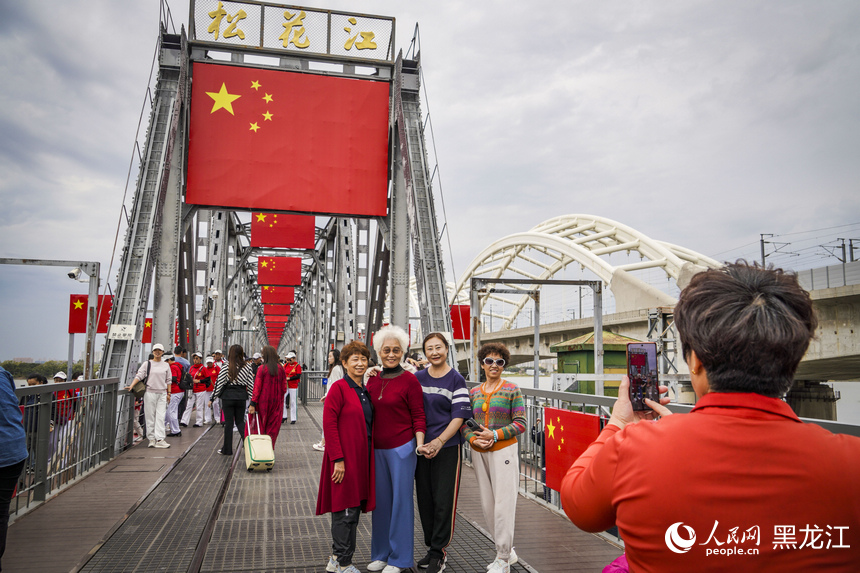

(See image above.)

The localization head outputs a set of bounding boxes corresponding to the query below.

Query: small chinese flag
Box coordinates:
[68,295,113,334]
[186,62,389,216]
[544,407,601,491]
[261,286,295,304]
[142,318,153,344]
[251,212,315,249]
[450,305,471,340]
[257,257,301,286]
[264,304,291,316]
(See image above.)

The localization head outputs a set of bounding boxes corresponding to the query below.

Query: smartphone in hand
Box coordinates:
[465,418,481,431]
[627,342,659,411]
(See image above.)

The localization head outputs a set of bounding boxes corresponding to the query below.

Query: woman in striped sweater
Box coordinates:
[462,342,527,573]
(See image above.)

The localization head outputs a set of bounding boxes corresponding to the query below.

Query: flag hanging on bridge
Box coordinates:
[261,285,295,304]
[264,304,291,316]
[142,317,152,343]
[543,407,601,491]
[251,212,315,249]
[68,295,113,334]
[266,316,291,324]
[257,257,301,286]
[186,62,389,216]
[450,305,470,340]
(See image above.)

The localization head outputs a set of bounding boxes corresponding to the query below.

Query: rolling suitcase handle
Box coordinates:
[245,412,263,435]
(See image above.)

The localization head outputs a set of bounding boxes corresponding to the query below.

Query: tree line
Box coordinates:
[1,360,86,380]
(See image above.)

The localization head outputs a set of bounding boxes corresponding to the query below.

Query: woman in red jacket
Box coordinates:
[248,346,287,446]
[316,341,375,573]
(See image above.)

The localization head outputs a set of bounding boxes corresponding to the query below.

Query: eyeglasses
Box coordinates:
[482,358,506,367]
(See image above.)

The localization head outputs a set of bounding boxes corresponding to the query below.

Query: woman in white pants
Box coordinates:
[125,343,172,448]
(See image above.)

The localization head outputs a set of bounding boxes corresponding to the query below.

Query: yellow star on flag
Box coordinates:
[262,111,273,121]
[546,419,556,439]
[263,93,273,103]
[263,286,270,291]
[207,83,241,115]
[145,320,152,327]
[256,213,267,222]
[73,300,84,310]
[251,80,261,90]
[250,122,260,132]
[261,260,268,267]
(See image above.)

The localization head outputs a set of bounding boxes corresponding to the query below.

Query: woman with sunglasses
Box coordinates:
[462,342,526,573]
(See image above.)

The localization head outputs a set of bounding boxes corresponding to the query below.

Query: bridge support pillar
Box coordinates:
[786,381,838,421]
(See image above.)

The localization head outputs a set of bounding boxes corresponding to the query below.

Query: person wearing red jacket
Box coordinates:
[316,341,376,573]
[165,354,184,437]
[181,353,205,427]
[283,351,302,424]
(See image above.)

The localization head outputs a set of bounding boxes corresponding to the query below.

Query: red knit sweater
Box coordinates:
[366,369,426,450]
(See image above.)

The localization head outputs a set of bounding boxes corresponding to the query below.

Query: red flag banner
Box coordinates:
[257,257,301,286]
[142,317,153,344]
[251,212,315,249]
[261,285,295,304]
[450,305,470,340]
[186,62,389,216]
[544,407,601,492]
[68,295,113,334]
[266,316,291,324]
[264,304,291,316]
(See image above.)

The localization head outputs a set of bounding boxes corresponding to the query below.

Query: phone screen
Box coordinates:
[627,342,659,411]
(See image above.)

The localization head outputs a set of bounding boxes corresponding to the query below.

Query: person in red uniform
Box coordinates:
[181,352,205,427]
[561,262,860,572]
[283,351,302,424]
[248,346,287,446]
[164,354,184,437]
[316,341,376,573]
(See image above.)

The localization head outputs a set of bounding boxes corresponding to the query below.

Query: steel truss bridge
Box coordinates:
[98,7,856,451]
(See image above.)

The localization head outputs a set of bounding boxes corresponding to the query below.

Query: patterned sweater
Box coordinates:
[462,380,526,452]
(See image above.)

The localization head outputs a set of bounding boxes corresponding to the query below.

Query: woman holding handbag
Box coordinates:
[248,346,287,446]
[210,345,255,455]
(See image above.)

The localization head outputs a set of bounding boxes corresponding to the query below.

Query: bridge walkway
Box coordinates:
[6,402,621,572]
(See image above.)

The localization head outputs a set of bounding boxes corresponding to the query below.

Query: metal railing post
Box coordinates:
[33,396,53,502]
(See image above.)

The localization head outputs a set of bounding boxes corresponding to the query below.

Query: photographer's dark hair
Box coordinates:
[262,346,279,377]
[674,261,817,398]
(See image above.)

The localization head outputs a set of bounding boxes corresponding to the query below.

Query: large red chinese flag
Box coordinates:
[264,304,291,316]
[251,213,315,249]
[186,62,389,216]
[69,295,113,334]
[266,316,290,324]
[260,286,295,304]
[544,407,601,491]
[142,317,153,344]
[257,257,301,286]
[450,305,470,340]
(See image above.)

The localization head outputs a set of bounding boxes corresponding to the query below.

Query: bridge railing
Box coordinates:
[301,370,329,404]
[464,379,860,536]
[13,378,120,518]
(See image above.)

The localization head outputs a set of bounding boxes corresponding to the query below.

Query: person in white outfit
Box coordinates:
[125,343,172,448]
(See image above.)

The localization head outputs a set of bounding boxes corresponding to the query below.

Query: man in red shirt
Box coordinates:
[283,351,302,424]
[561,263,860,572]
[164,354,184,437]
[181,352,204,427]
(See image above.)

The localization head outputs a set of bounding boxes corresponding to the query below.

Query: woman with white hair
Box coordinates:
[366,325,426,573]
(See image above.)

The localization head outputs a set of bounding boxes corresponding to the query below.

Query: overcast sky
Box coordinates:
[1,0,858,361]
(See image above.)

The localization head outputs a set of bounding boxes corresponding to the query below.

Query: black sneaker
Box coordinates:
[417,553,432,569]
[426,556,446,573]
[167,432,182,437]
[180,423,188,427]
[193,424,202,427]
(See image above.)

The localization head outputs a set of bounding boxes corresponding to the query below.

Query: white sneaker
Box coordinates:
[382,566,401,573]
[338,565,361,573]
[148,440,155,448]
[326,555,338,572]
[312,442,325,451]
[487,549,517,569]
[154,440,171,448]
[367,561,387,572]
[487,558,510,573]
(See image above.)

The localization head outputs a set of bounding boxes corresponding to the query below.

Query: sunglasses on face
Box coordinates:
[482,358,506,367]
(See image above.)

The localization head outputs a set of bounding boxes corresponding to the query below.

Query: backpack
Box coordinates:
[178,370,194,391]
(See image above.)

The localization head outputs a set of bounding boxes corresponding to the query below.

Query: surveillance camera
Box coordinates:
[242,318,248,325]
[68,268,82,280]
[210,289,219,299]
